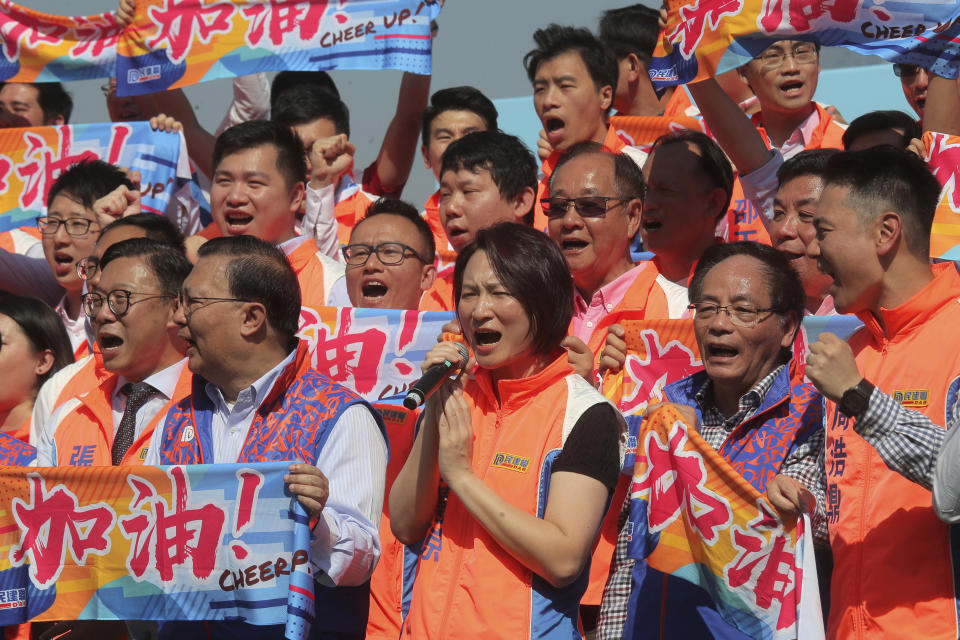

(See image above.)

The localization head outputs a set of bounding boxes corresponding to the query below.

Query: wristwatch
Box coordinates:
[839,378,875,417]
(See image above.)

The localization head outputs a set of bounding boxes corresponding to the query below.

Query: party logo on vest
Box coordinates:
[893,389,929,408]
[139,447,149,460]
[491,452,530,473]
[0,588,26,609]
[181,425,196,443]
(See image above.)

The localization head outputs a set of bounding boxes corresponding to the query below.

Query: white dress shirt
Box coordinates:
[147,350,387,586]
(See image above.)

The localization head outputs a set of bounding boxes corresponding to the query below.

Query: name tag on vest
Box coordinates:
[893,389,929,408]
[491,452,530,473]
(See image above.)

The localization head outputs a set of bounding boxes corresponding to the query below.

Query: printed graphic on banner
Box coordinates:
[0,1,119,84]
[610,113,705,151]
[0,433,35,466]
[625,404,822,639]
[925,131,960,260]
[0,122,189,232]
[649,0,960,91]
[0,463,313,639]
[117,0,441,96]
[297,306,455,401]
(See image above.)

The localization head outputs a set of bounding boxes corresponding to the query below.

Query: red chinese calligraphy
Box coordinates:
[619,329,702,416]
[14,125,129,212]
[724,502,799,629]
[118,466,227,582]
[70,13,121,59]
[10,474,117,588]
[146,0,234,64]
[759,0,860,34]
[630,420,732,543]
[0,156,12,193]
[242,0,329,47]
[667,0,744,59]
[310,308,388,395]
[0,3,69,63]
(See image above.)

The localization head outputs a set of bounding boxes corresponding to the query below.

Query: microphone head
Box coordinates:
[453,342,469,363]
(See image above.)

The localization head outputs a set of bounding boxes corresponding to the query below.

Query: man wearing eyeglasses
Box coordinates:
[344,198,436,310]
[147,235,387,640]
[598,241,824,639]
[37,238,191,468]
[893,62,929,121]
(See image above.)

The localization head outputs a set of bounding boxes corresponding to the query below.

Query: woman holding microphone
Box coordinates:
[390,222,624,639]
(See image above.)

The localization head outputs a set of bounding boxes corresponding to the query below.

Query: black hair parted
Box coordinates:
[0,294,73,387]
[841,110,922,150]
[196,235,302,339]
[101,213,185,252]
[598,4,661,63]
[271,83,350,138]
[454,222,573,356]
[46,159,133,210]
[213,120,307,192]
[775,148,839,186]
[549,141,646,201]
[99,237,192,298]
[651,130,734,217]
[356,197,437,264]
[270,70,340,111]
[421,86,498,148]
[524,24,619,112]
[439,130,538,225]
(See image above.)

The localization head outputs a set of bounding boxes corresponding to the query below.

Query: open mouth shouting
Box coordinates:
[778,79,806,100]
[97,329,125,359]
[223,210,255,234]
[705,341,740,365]
[360,279,390,305]
[471,327,503,355]
[52,251,77,277]
[544,116,566,145]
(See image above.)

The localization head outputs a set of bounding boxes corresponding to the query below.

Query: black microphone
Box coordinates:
[403,343,469,410]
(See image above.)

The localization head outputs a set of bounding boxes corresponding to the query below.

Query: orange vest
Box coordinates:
[403,355,615,639]
[334,189,376,244]
[419,269,454,312]
[48,363,193,467]
[196,222,221,240]
[536,125,628,233]
[0,225,41,255]
[826,263,960,640]
[286,239,336,314]
[366,403,420,639]
[609,112,703,149]
[723,103,845,245]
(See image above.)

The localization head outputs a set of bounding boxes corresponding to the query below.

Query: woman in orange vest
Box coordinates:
[390,222,624,639]
[0,295,73,443]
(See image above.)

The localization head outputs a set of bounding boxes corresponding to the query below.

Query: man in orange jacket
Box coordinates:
[771,146,960,639]
[37,239,191,467]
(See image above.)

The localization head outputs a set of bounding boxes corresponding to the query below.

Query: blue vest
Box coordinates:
[157,359,387,640]
[622,364,824,639]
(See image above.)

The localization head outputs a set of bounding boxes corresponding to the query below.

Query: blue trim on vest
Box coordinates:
[530,448,585,639]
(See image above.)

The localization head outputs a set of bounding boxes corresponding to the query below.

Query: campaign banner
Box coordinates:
[298,306,455,401]
[117,0,440,97]
[626,403,823,639]
[0,122,189,233]
[650,0,960,91]
[925,131,960,260]
[0,463,314,639]
[0,1,119,83]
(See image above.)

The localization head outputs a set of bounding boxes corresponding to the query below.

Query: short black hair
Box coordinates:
[651,130,733,217]
[689,241,805,349]
[550,141,646,201]
[101,213,185,251]
[0,294,73,386]
[523,24,619,115]
[197,235,302,339]
[271,84,350,138]
[776,148,839,186]
[841,110,922,150]
[439,130,538,225]
[824,146,941,259]
[46,159,134,210]
[100,238,191,298]
[213,120,307,191]
[420,86,498,147]
[598,4,661,63]
[355,197,436,264]
[270,71,340,111]
[454,222,572,356]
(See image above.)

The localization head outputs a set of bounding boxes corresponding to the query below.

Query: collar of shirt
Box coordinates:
[695,364,785,432]
[278,234,311,256]
[56,295,88,349]
[570,264,644,342]
[113,358,188,409]
[204,347,297,419]
[779,107,822,160]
